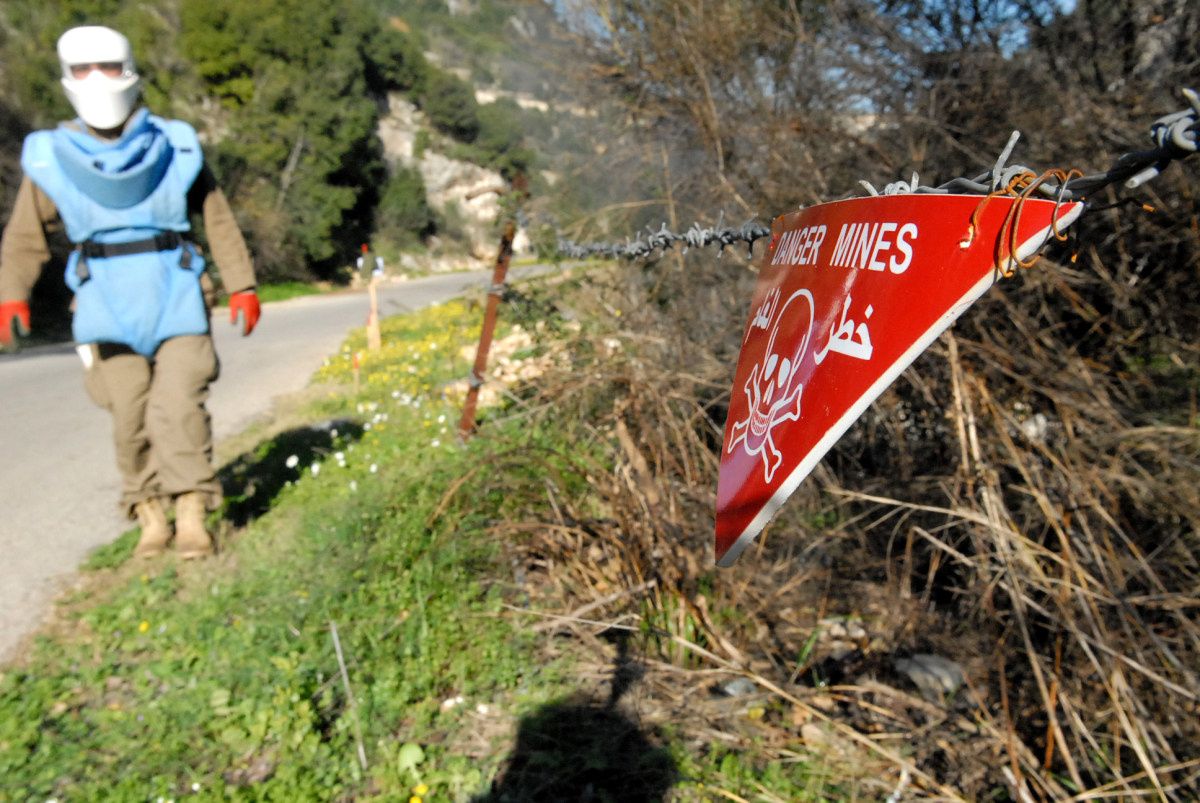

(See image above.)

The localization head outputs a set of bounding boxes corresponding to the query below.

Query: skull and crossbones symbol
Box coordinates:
[726,288,814,483]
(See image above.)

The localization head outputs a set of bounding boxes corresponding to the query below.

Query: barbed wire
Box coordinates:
[555,218,771,261]
[869,87,1199,199]
[552,88,1198,262]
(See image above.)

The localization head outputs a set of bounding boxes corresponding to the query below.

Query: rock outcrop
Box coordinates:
[376,93,529,269]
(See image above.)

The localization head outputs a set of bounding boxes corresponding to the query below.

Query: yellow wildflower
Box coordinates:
[138,620,150,634]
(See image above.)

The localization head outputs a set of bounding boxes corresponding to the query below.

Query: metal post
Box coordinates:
[458,217,516,440]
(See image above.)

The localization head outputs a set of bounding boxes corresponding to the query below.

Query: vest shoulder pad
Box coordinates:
[20,130,76,209]
[20,130,57,178]
[152,117,204,186]
[153,117,201,152]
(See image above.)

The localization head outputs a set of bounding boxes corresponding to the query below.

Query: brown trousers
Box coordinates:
[82,334,221,518]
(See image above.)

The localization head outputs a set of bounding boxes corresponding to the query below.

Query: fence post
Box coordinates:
[458,177,526,440]
[366,275,382,352]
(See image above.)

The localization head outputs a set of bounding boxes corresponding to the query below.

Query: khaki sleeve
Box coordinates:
[189,166,257,294]
[0,177,60,303]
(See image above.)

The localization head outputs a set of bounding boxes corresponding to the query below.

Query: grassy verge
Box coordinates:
[210,281,326,306]
[255,281,327,304]
[0,291,840,802]
[0,301,557,801]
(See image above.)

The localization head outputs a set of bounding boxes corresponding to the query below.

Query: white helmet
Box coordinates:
[57,26,141,131]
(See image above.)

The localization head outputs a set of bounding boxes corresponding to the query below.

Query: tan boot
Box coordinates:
[174,492,215,559]
[133,498,171,558]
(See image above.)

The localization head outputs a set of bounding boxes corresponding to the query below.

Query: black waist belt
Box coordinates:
[74,232,193,284]
[78,231,184,259]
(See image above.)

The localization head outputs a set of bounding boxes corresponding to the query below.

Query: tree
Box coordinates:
[376,165,435,245]
[179,0,387,278]
[475,98,536,178]
[419,69,481,141]
[364,25,429,93]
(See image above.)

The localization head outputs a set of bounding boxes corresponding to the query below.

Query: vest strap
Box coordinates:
[74,232,193,284]
[79,231,184,259]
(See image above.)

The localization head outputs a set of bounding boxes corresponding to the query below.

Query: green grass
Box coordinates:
[0,296,838,802]
[258,281,325,303]
[243,282,326,305]
[212,282,326,308]
[0,301,561,801]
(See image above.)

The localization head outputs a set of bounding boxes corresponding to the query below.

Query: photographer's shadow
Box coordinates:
[474,631,677,802]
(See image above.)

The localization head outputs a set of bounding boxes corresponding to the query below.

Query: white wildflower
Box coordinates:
[310,463,320,477]
[285,455,299,469]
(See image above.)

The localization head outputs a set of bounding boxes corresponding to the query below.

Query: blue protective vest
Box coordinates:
[21,109,209,356]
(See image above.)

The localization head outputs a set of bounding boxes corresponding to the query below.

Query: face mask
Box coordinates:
[61,68,141,130]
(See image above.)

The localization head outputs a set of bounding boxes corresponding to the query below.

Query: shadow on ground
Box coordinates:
[474,632,677,803]
[218,418,363,527]
[83,420,367,571]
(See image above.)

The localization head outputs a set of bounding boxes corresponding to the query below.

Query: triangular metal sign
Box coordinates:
[716,192,1084,566]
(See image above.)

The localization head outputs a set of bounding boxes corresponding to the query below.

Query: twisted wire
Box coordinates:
[871,88,1199,201]
[553,89,1197,262]
[556,219,771,261]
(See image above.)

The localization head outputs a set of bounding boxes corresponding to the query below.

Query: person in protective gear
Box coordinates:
[0,25,261,559]
[356,243,384,279]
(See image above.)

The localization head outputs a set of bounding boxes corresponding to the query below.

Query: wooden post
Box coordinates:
[366,275,382,352]
[458,174,527,440]
[458,217,516,440]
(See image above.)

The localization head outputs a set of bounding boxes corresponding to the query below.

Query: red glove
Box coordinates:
[229,290,260,336]
[0,300,31,347]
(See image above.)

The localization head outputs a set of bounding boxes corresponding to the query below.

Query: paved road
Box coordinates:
[0,267,545,662]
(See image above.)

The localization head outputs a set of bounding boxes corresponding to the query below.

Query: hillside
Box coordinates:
[0,0,541,287]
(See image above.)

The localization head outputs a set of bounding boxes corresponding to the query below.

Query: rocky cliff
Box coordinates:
[376,93,529,271]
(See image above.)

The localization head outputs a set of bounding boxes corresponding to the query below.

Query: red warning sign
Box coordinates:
[716,193,1083,566]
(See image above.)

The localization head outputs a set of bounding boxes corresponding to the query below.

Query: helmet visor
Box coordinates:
[68,62,127,80]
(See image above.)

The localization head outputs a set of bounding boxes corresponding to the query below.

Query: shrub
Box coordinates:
[376,166,435,246]
[419,70,480,142]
